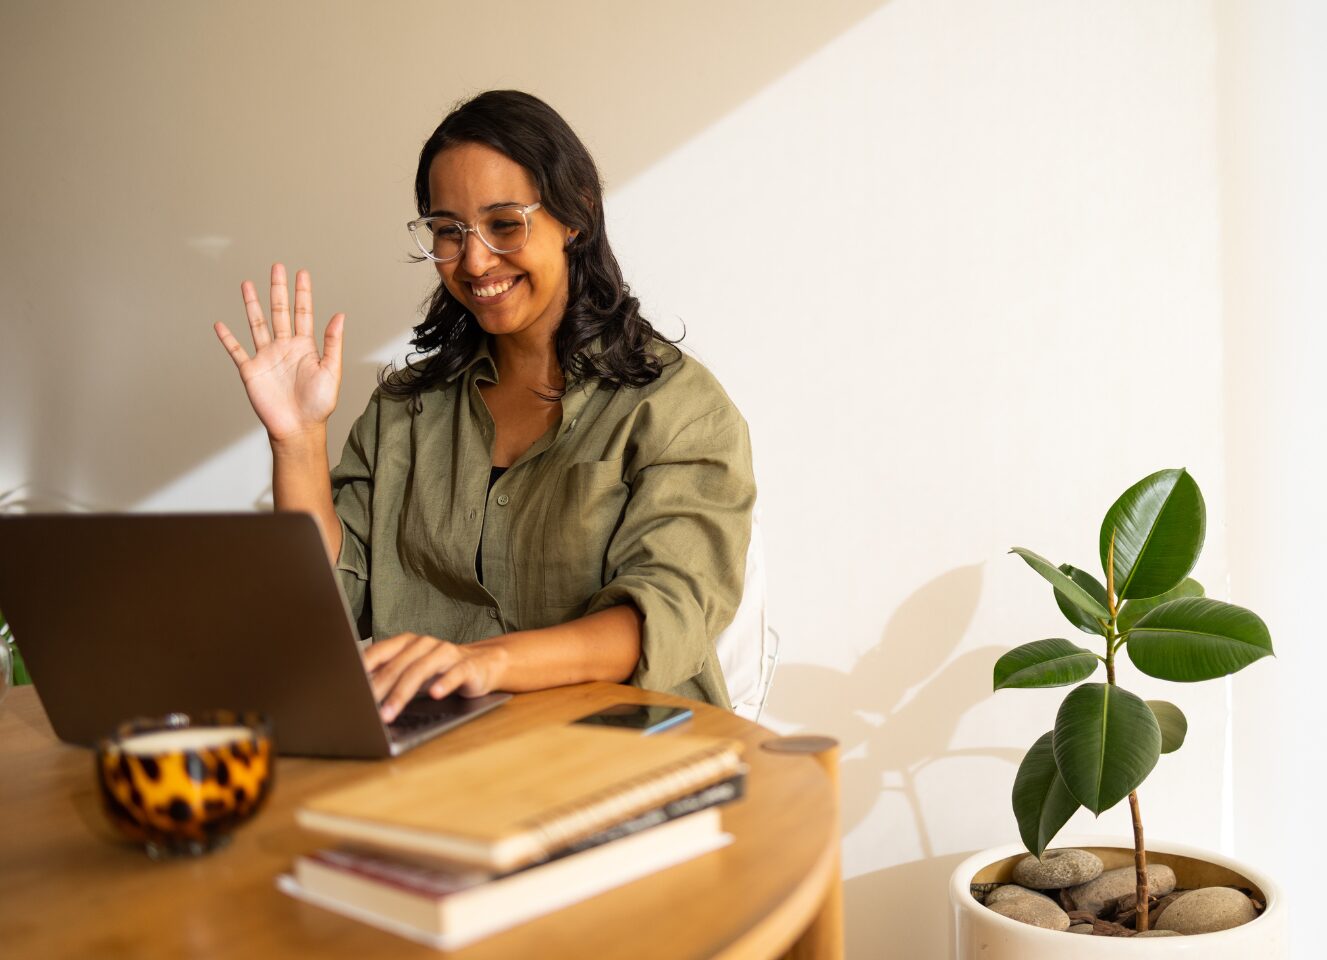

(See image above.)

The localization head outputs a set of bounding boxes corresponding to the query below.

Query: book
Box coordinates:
[278,809,733,949]
[295,724,745,872]
[553,773,744,857]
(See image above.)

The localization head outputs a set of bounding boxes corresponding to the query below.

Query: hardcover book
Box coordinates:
[295,723,745,871]
[279,809,732,949]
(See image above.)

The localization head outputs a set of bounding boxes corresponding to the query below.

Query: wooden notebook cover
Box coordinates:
[296,724,744,871]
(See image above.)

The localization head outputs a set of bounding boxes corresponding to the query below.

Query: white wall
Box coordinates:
[0,2,1314,956]
[1218,1,1327,955]
[611,3,1239,955]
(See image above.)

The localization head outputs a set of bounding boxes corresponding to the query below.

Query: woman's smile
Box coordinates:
[466,274,524,304]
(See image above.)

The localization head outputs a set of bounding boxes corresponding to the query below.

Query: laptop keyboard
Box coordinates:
[381,691,512,748]
[387,710,447,733]
[385,695,473,740]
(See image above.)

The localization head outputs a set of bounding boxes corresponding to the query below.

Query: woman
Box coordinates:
[215,90,754,718]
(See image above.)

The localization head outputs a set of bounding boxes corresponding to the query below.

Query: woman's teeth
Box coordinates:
[473,277,517,299]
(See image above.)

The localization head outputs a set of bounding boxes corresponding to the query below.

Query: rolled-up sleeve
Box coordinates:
[584,404,756,705]
[330,392,379,631]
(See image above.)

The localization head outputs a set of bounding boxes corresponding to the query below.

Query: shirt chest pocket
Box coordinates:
[541,459,629,607]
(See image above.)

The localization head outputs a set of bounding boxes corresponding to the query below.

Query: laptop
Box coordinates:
[0,513,510,758]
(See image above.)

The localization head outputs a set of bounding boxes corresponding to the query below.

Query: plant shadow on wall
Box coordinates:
[769,565,1014,958]
[770,564,1016,852]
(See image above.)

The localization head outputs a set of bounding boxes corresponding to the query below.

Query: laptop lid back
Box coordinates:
[0,513,393,757]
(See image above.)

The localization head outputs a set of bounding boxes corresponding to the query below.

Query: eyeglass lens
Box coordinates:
[414,208,531,261]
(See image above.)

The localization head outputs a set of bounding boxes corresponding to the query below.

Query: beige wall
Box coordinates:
[1,2,1314,957]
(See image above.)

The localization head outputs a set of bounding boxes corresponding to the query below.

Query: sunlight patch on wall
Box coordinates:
[132,427,273,513]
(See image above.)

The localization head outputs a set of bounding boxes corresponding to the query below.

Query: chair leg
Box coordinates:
[754,627,781,725]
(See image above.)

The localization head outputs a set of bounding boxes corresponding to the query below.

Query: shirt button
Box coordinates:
[496,493,510,506]
[467,508,477,521]
[487,608,498,619]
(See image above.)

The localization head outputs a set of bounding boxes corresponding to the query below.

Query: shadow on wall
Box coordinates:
[844,850,972,960]
[1,0,890,510]
[769,564,1018,850]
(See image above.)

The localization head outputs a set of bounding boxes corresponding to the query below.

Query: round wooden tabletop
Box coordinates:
[0,682,837,959]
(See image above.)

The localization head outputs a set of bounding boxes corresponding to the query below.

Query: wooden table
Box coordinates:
[0,682,839,959]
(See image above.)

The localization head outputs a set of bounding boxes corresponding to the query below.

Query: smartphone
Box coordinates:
[571,703,693,735]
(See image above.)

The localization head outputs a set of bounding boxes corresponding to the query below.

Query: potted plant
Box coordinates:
[1,608,30,691]
[949,468,1285,957]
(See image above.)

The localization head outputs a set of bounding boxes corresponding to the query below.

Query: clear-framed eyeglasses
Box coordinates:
[406,202,543,263]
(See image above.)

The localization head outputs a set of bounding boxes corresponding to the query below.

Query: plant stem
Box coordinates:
[1108,529,1150,928]
[1129,790,1150,931]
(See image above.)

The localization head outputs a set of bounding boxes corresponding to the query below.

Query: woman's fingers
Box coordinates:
[236,265,332,357]
[240,280,271,349]
[213,321,251,368]
[367,633,444,702]
[322,313,345,380]
[375,639,464,722]
[293,268,314,338]
[364,634,501,722]
[389,645,463,710]
[270,263,292,339]
[425,665,471,702]
[362,632,417,672]
[365,635,431,700]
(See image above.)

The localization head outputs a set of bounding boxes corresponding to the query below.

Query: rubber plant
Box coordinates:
[1,608,30,685]
[995,468,1274,931]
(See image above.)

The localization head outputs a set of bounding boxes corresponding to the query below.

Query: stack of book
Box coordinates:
[278,724,747,948]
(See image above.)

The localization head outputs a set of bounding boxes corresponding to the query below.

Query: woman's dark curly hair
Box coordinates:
[379,90,676,400]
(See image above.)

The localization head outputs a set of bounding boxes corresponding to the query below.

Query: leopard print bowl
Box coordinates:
[96,710,274,858]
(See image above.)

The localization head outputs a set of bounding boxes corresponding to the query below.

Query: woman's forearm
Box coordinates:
[472,604,643,692]
[271,427,342,563]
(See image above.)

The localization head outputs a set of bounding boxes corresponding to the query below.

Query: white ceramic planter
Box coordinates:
[950,834,1286,959]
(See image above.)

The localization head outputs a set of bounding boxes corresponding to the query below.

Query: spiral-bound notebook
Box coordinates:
[295,724,746,872]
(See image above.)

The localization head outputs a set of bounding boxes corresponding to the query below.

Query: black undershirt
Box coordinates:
[476,465,509,584]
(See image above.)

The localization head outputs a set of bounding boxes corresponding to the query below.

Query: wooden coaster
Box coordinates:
[761,735,839,756]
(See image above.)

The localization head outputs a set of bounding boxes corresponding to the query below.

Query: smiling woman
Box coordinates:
[391,89,672,397]
[213,91,755,717]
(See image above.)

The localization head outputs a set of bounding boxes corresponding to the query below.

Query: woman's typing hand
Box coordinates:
[214,263,344,444]
[365,633,510,723]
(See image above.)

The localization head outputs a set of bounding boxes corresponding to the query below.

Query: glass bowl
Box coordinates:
[95,710,274,858]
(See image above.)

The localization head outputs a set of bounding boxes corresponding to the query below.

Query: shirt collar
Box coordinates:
[452,334,597,432]
[448,336,498,384]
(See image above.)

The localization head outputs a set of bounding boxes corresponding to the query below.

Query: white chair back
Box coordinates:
[715,504,779,723]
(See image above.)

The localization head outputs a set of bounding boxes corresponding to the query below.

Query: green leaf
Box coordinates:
[994,639,1100,690]
[1127,597,1274,681]
[1012,731,1080,857]
[1100,469,1206,600]
[1052,683,1161,815]
[1054,565,1110,636]
[1117,578,1204,634]
[1010,548,1110,621]
[1147,700,1187,753]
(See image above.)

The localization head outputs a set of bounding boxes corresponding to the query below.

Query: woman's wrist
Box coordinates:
[269,424,328,459]
[467,610,640,692]
[467,637,513,690]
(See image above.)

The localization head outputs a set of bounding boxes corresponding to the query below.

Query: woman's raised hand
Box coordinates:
[214,264,345,443]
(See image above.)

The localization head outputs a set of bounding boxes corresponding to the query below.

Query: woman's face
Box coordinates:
[427,142,575,345]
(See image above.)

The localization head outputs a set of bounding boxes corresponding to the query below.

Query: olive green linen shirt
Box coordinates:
[329,340,755,708]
